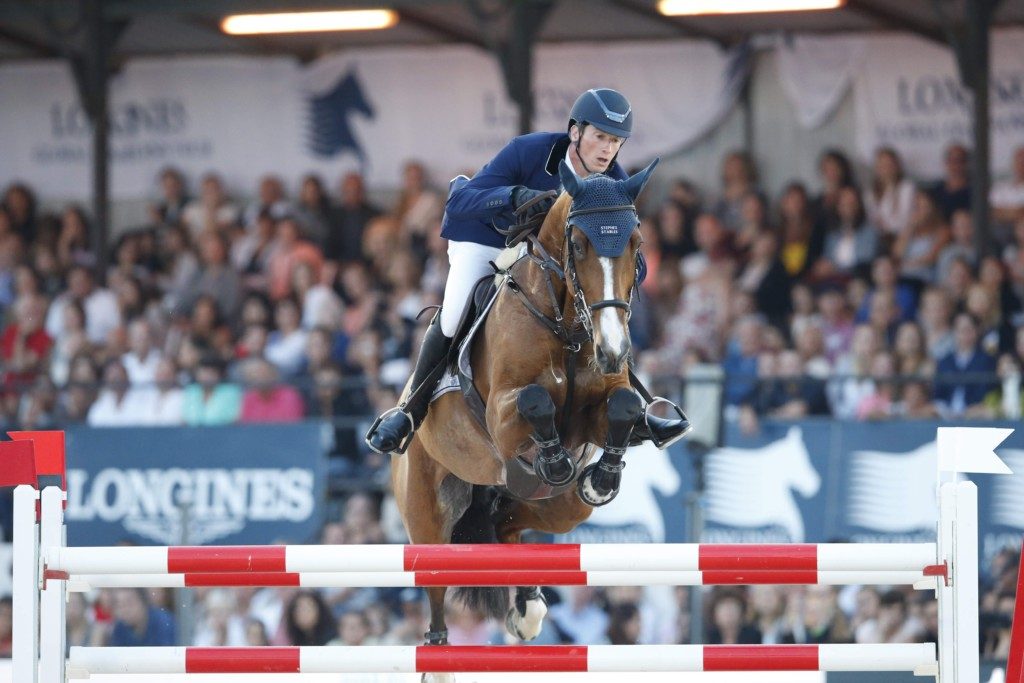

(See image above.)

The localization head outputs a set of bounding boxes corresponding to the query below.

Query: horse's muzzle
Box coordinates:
[595,342,629,375]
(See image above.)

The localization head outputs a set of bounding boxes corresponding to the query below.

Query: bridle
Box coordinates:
[506,201,641,352]
[563,203,641,343]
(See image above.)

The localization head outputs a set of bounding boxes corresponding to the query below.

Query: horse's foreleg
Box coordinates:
[578,387,643,506]
[493,496,548,642]
[516,384,576,486]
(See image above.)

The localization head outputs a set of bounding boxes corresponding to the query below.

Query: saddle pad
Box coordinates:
[430,369,461,404]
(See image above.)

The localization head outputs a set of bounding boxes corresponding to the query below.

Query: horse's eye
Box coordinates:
[573,240,586,258]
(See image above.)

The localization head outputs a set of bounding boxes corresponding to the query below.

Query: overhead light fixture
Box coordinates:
[221,9,398,35]
[658,0,844,15]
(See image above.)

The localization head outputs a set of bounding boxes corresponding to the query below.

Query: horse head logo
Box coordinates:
[847,441,939,533]
[306,68,375,168]
[705,426,820,542]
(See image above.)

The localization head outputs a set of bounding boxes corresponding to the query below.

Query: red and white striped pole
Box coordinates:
[45,542,937,575]
[58,568,930,590]
[67,643,937,676]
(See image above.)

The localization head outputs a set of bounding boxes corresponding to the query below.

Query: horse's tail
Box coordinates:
[449,484,509,621]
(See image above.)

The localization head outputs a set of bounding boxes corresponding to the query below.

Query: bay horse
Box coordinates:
[392,160,658,680]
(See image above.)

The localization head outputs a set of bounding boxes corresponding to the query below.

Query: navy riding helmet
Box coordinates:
[568,88,633,139]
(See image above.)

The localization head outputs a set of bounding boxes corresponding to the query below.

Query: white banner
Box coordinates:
[0,41,745,201]
[776,34,865,130]
[853,29,1024,178]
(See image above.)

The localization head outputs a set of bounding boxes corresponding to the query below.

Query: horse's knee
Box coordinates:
[516,384,555,423]
[607,388,643,424]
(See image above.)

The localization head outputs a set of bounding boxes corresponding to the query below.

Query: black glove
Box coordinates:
[510,186,556,221]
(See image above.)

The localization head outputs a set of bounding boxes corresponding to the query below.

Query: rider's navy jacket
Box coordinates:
[441,131,627,249]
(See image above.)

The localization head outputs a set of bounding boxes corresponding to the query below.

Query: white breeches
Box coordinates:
[440,240,504,337]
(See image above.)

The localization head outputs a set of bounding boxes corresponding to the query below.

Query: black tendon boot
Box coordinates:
[365,315,452,454]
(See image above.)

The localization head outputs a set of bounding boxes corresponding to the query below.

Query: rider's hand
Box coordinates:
[511,186,556,221]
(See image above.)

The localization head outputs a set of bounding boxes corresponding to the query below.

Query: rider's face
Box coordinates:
[571,124,624,176]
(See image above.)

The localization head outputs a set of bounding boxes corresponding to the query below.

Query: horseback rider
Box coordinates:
[365,88,690,455]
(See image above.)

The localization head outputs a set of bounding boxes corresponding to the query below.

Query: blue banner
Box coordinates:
[64,424,330,547]
[562,420,1024,573]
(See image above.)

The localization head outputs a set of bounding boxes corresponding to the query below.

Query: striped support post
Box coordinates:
[67,644,938,676]
[45,542,938,575]
[11,486,39,683]
[60,568,929,590]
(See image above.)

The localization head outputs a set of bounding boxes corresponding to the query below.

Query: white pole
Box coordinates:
[38,486,66,683]
[11,485,39,683]
[953,481,980,683]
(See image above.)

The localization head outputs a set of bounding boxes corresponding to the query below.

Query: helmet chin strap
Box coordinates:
[573,123,598,177]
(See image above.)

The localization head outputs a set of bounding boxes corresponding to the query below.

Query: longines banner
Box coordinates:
[563,420,1023,572]
[63,424,330,546]
[850,29,1024,178]
[0,41,747,200]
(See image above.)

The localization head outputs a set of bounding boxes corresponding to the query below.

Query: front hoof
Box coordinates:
[577,462,621,507]
[534,450,577,487]
[505,595,547,641]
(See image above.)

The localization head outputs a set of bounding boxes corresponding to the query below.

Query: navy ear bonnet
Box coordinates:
[557,157,658,257]
[566,175,639,257]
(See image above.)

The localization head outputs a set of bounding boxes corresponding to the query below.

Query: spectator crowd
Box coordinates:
[1,139,1023,660]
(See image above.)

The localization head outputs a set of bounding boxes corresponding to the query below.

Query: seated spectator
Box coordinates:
[856,255,917,324]
[266,297,309,378]
[326,172,380,264]
[811,186,878,284]
[56,205,94,271]
[295,261,343,330]
[231,209,278,292]
[655,198,696,260]
[182,172,239,239]
[2,182,38,243]
[801,586,852,644]
[749,585,795,644]
[758,349,829,418]
[713,150,760,233]
[242,174,291,228]
[936,209,978,284]
[855,350,898,420]
[181,355,242,425]
[894,190,950,288]
[733,192,772,258]
[898,380,940,419]
[606,603,642,646]
[148,166,189,227]
[394,161,442,250]
[991,145,1024,234]
[108,588,176,647]
[864,147,916,239]
[722,316,763,410]
[133,358,184,426]
[980,353,1023,420]
[59,353,100,423]
[239,358,304,423]
[812,148,857,233]
[1,294,53,416]
[893,321,935,378]
[46,265,121,345]
[855,589,925,644]
[736,231,790,330]
[777,182,823,280]
[178,231,241,322]
[682,213,733,281]
[156,225,200,313]
[87,360,149,426]
[122,319,162,386]
[817,288,853,364]
[281,590,335,647]
[930,143,971,220]
[548,586,609,645]
[268,216,323,301]
[917,286,955,360]
[706,590,760,644]
[329,610,374,647]
[829,324,882,420]
[934,312,997,418]
[193,589,247,646]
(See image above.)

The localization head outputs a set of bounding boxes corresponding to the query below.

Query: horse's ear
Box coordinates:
[559,160,580,198]
[622,157,660,203]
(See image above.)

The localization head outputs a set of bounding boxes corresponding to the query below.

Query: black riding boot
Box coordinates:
[631,410,692,449]
[365,315,452,455]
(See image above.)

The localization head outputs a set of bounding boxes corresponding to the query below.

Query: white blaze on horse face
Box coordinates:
[598,257,628,358]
